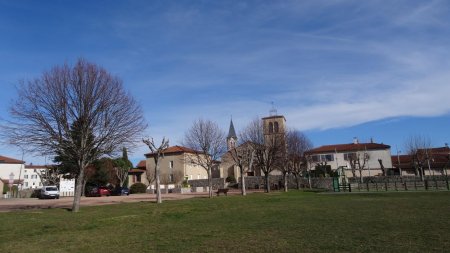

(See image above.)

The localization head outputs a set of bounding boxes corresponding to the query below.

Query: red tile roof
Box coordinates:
[145,145,200,157]
[0,155,25,164]
[1,179,24,184]
[25,164,52,169]
[392,151,450,169]
[128,169,146,173]
[306,143,391,154]
[136,160,146,169]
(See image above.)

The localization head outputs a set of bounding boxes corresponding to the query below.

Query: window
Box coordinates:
[24,175,28,179]
[274,122,279,133]
[344,153,356,161]
[169,161,174,169]
[311,154,334,162]
[322,154,334,162]
[25,182,28,187]
[269,122,273,134]
[170,174,174,183]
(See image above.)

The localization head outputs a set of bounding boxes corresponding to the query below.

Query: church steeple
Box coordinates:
[227,118,237,150]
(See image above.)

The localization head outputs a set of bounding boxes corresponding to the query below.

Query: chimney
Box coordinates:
[370,137,374,143]
[353,137,359,144]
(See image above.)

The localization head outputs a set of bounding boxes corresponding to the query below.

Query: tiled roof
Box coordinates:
[136,160,146,169]
[0,155,25,164]
[391,153,450,169]
[25,164,52,169]
[128,169,146,173]
[1,178,24,184]
[145,145,200,157]
[306,143,391,154]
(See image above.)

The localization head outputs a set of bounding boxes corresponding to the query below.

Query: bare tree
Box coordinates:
[228,142,255,196]
[405,135,433,181]
[240,117,284,193]
[114,147,133,187]
[113,162,129,188]
[172,170,185,186]
[184,119,226,198]
[347,151,369,183]
[36,166,60,186]
[2,59,146,212]
[286,130,313,190]
[378,159,386,176]
[143,137,169,204]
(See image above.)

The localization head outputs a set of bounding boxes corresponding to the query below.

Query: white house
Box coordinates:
[305,139,392,178]
[23,164,75,196]
[0,155,25,186]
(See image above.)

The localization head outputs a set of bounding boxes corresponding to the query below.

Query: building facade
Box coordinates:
[305,139,392,178]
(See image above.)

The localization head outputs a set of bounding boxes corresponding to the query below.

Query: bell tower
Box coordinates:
[227,118,237,150]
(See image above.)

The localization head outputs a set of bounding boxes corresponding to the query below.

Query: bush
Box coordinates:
[130,183,147,194]
[226,176,236,183]
[31,189,41,198]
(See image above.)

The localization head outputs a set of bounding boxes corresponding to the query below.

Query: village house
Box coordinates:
[129,145,214,189]
[305,138,393,178]
[392,146,450,176]
[0,155,25,192]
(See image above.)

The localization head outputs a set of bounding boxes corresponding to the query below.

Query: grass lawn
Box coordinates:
[1,191,449,253]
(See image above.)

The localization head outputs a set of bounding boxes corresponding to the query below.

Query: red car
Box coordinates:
[86,186,111,197]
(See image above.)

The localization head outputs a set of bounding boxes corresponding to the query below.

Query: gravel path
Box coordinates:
[0,190,260,212]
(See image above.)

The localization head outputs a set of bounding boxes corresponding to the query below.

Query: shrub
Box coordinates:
[31,189,41,198]
[130,183,147,194]
[226,176,236,183]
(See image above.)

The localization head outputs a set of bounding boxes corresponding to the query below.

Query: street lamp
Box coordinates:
[8,172,14,198]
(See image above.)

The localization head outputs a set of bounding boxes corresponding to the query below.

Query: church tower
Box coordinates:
[262,115,286,136]
[262,104,286,146]
[227,118,237,150]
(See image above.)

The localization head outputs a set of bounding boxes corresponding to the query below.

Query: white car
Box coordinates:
[39,186,60,199]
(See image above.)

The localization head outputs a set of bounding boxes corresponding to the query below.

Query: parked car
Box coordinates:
[86,186,111,197]
[39,186,60,199]
[111,186,130,196]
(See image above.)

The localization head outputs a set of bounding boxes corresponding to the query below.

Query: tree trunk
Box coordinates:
[265,173,270,193]
[240,166,246,196]
[295,174,300,190]
[283,172,288,192]
[208,169,213,198]
[72,166,85,212]
[359,169,363,183]
[81,179,87,197]
[307,167,312,189]
[155,161,162,204]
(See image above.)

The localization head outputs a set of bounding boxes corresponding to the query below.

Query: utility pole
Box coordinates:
[396,145,402,176]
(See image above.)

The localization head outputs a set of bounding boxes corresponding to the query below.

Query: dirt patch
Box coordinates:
[0,189,259,212]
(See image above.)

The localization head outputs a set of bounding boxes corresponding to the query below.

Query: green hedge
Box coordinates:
[130,183,147,194]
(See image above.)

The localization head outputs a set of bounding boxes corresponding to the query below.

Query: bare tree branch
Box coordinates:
[183,119,225,198]
[143,137,170,204]
[2,59,147,212]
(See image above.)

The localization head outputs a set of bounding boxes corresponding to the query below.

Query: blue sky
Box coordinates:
[1,0,449,165]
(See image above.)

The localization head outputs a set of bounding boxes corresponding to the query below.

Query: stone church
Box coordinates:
[219,114,286,179]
